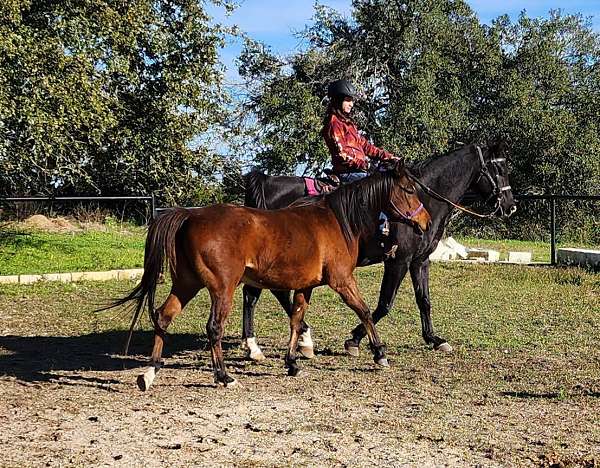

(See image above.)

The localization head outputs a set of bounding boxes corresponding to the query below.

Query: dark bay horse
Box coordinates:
[111,164,431,389]
[241,143,516,360]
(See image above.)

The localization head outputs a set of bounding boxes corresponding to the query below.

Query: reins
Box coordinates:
[405,146,502,219]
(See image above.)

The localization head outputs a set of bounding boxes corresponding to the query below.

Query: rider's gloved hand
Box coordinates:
[391,155,405,167]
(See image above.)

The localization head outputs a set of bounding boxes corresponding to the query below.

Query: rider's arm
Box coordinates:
[359,133,395,161]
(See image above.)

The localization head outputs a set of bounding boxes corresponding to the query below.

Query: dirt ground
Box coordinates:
[1,265,599,467]
[19,215,82,233]
[1,332,599,467]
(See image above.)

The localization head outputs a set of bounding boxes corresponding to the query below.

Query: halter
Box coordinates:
[407,145,511,219]
[390,198,426,222]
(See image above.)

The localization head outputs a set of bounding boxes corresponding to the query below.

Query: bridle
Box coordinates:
[474,146,512,213]
[406,145,512,219]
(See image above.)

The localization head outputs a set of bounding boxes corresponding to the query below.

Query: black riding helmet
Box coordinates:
[327,79,357,100]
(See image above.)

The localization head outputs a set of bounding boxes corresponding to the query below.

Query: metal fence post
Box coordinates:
[550,196,557,265]
[151,193,156,220]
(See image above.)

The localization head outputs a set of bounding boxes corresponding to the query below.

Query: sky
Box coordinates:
[208,0,600,83]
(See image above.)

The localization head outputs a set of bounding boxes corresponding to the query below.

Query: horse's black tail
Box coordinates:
[243,169,268,209]
[98,208,191,355]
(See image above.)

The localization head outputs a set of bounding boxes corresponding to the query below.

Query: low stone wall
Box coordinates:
[0,269,144,285]
[557,248,600,270]
[429,237,532,264]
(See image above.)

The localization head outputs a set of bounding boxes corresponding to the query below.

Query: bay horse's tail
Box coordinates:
[101,208,191,355]
[244,170,268,209]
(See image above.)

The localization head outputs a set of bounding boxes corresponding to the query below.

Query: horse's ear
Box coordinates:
[488,136,510,154]
[393,159,406,177]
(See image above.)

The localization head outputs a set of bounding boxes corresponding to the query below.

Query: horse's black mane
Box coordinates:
[325,171,396,246]
[244,170,268,209]
[409,144,478,177]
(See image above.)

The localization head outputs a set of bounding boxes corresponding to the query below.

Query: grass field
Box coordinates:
[1,262,598,466]
[0,222,145,275]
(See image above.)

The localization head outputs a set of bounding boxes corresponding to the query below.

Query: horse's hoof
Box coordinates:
[225,378,242,388]
[137,366,157,391]
[299,346,315,359]
[245,337,266,361]
[344,340,360,357]
[435,342,453,353]
[218,378,242,389]
[248,349,266,361]
[375,357,390,367]
[137,374,149,391]
[287,366,302,377]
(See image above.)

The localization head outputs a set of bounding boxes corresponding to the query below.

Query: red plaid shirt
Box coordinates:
[322,112,394,174]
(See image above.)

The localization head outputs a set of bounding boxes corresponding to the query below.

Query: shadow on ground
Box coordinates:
[0,331,240,383]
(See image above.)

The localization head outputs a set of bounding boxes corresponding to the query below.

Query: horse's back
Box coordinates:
[179,203,350,290]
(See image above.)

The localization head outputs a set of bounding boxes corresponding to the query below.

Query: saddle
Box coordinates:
[303,169,341,196]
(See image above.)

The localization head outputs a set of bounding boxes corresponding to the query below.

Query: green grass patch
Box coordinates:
[1,220,597,276]
[0,223,146,275]
[2,262,597,354]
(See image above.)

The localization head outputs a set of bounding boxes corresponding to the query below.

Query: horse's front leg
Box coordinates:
[242,287,314,361]
[409,259,451,352]
[344,260,409,356]
[285,289,312,376]
[271,290,315,359]
[333,277,388,367]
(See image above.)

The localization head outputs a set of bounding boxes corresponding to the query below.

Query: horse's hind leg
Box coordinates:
[207,286,237,387]
[272,290,314,359]
[285,289,312,376]
[242,285,266,361]
[138,279,201,391]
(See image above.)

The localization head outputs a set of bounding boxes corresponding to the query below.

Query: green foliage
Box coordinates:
[0,0,236,206]
[234,40,329,175]
[236,0,600,240]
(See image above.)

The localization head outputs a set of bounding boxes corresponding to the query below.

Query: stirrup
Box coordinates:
[380,219,390,236]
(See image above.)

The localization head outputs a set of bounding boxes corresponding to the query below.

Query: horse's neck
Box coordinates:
[421,148,479,203]
[419,147,480,223]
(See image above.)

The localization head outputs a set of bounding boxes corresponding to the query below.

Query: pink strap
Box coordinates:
[304,178,320,196]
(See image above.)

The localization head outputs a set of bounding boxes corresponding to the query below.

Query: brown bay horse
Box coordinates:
[111,163,431,389]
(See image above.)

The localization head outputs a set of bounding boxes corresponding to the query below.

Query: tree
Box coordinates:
[237,0,599,241]
[237,0,500,174]
[0,0,236,206]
